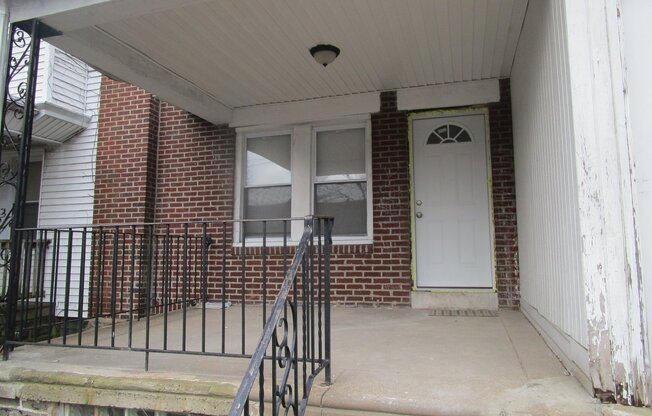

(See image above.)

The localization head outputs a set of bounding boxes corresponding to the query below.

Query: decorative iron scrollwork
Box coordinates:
[274,301,298,415]
[1,25,35,237]
[0,22,41,308]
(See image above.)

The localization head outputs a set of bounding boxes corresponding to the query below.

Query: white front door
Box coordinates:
[412,113,493,288]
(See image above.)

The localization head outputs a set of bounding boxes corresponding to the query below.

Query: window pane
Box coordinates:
[315,182,367,236]
[23,202,38,228]
[244,186,291,237]
[246,135,291,186]
[26,161,42,202]
[316,128,365,178]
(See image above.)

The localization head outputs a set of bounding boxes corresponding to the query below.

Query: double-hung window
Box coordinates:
[242,133,291,238]
[313,127,368,237]
[237,121,371,244]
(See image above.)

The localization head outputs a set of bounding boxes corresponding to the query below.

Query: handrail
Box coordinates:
[13,216,335,232]
[229,217,333,415]
[3,215,333,413]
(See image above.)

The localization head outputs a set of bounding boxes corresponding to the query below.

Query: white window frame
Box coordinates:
[234,128,293,246]
[311,121,373,244]
[234,118,373,246]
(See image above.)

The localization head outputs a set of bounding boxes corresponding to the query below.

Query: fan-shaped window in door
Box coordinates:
[426,123,472,144]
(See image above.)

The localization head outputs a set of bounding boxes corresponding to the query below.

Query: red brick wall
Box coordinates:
[155,103,235,224]
[363,86,519,308]
[155,103,237,306]
[94,77,159,225]
[489,79,520,308]
[93,79,519,309]
[353,91,412,304]
[92,77,161,315]
[151,98,412,306]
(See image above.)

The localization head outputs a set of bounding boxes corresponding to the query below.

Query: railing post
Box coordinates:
[3,21,41,360]
[324,217,333,384]
[201,222,208,353]
[144,224,154,371]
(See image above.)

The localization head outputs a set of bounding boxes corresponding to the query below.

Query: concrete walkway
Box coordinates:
[1,306,650,415]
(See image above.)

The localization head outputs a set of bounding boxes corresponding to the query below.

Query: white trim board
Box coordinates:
[47,27,232,125]
[232,79,500,129]
[230,92,380,128]
[520,300,592,394]
[397,79,500,111]
[12,0,206,29]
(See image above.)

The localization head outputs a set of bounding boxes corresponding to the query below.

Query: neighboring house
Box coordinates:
[2,0,652,414]
[0,39,100,312]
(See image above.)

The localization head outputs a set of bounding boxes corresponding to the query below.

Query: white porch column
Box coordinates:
[290,125,311,242]
[622,0,652,406]
[564,0,649,405]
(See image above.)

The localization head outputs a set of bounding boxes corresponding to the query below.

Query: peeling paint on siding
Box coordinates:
[565,0,649,406]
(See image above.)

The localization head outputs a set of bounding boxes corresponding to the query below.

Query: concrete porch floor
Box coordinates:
[0,306,650,416]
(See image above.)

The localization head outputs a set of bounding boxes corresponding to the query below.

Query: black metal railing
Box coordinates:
[3,217,332,391]
[0,238,47,302]
[229,217,333,416]
[0,240,7,299]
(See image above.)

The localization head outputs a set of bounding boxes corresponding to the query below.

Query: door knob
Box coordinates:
[416,212,423,218]
[416,200,422,206]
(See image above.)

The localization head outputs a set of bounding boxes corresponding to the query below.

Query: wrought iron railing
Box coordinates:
[3,217,333,394]
[0,240,9,299]
[0,238,47,301]
[229,217,333,416]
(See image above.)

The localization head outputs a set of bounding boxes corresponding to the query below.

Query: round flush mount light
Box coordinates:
[310,44,340,67]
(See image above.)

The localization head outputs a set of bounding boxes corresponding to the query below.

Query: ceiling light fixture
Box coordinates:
[310,44,340,67]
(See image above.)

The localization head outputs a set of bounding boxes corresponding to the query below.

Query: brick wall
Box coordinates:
[155,103,235,224]
[488,79,520,308]
[155,103,238,307]
[94,78,159,225]
[93,79,518,309]
[93,77,160,314]
[154,96,412,306]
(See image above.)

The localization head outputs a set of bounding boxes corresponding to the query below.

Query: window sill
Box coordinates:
[232,236,373,248]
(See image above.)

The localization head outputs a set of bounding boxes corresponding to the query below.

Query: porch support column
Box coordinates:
[3,20,41,359]
[93,78,160,317]
[565,0,649,405]
[0,0,10,119]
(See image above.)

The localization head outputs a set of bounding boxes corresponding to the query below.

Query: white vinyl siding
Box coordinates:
[39,69,100,227]
[511,0,587,353]
[38,68,100,316]
[8,41,88,113]
[0,50,99,316]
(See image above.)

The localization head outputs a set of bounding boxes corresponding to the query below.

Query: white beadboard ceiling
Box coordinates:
[30,0,528,121]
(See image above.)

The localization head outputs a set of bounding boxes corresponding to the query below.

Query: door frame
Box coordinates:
[407,107,497,292]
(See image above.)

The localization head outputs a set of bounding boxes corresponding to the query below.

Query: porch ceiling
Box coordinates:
[12,0,528,124]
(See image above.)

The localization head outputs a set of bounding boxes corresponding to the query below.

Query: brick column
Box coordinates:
[488,79,519,308]
[94,77,159,225]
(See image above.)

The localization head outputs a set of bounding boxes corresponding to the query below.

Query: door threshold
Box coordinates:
[410,290,498,311]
